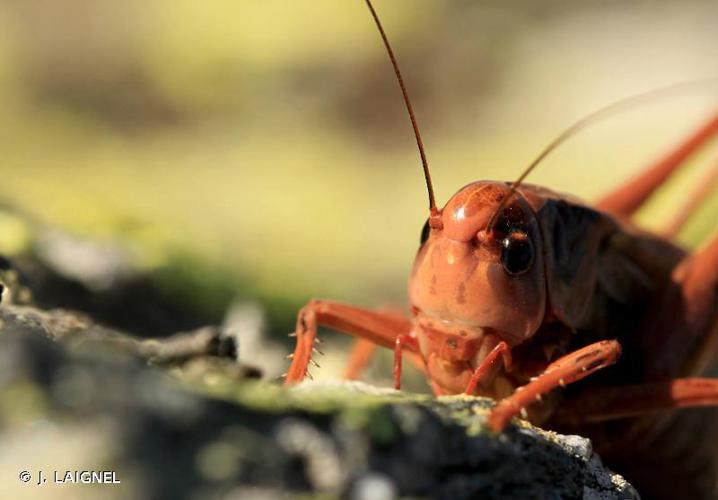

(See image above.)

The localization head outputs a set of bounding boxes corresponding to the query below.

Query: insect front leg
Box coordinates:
[464,341,512,396]
[344,325,426,381]
[284,300,413,384]
[486,340,622,432]
[392,334,423,390]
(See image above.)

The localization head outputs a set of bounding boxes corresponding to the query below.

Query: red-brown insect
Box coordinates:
[284,2,718,498]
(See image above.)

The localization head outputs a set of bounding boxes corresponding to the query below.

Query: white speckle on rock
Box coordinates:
[292,379,402,396]
[611,473,632,491]
[561,434,593,461]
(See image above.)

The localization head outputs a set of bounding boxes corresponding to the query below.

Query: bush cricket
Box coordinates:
[283,1,718,497]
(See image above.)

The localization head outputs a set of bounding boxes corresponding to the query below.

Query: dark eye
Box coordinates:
[501,231,534,276]
[420,219,430,244]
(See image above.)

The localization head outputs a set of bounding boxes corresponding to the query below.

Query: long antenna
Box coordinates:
[364,0,437,213]
[486,77,718,232]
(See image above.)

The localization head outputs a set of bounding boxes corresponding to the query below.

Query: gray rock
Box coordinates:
[0,303,638,500]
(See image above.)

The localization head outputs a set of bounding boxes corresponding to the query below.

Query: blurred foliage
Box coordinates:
[0,0,717,333]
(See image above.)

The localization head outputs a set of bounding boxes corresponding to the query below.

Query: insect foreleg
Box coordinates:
[344,337,426,383]
[464,341,512,396]
[284,300,411,384]
[393,334,420,390]
[486,340,623,432]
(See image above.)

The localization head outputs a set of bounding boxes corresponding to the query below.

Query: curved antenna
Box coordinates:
[364,0,437,213]
[486,77,718,232]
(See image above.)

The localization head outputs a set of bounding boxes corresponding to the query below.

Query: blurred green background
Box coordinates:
[0,0,717,338]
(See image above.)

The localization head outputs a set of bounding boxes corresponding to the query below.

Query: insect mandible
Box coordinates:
[283,2,718,497]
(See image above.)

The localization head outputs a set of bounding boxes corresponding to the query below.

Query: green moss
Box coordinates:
[177,377,513,444]
[189,379,426,413]
[341,404,397,445]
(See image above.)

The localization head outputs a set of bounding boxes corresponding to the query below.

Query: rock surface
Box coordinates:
[0,302,638,500]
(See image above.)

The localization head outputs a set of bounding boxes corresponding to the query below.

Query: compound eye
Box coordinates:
[420,218,430,244]
[501,230,534,276]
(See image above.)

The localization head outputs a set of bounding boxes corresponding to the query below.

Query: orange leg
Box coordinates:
[596,112,718,217]
[487,340,622,432]
[284,300,411,384]
[343,339,378,380]
[554,378,718,425]
[662,160,718,238]
[393,334,419,389]
[464,341,512,396]
[681,235,718,371]
[344,337,426,381]
[642,232,718,379]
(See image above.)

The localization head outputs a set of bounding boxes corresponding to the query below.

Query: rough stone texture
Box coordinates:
[0,303,638,500]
